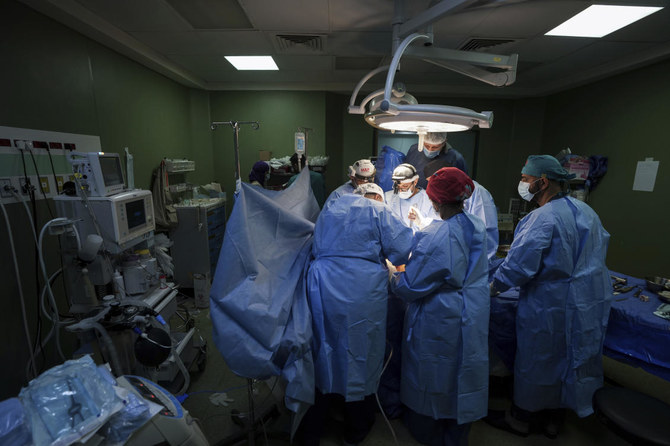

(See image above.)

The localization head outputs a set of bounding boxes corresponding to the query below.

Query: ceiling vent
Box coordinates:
[459,38,517,52]
[273,34,326,53]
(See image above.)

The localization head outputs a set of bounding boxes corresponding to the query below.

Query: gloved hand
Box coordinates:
[386,259,397,281]
[209,392,235,407]
[409,206,433,230]
[489,282,500,297]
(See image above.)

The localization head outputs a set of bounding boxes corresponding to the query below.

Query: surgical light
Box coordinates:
[545,5,663,38]
[225,56,278,70]
[349,33,498,134]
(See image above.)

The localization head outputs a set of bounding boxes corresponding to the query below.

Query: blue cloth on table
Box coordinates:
[210,168,319,435]
[604,272,670,381]
[488,271,670,382]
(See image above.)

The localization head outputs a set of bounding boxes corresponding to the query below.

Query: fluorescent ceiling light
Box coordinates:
[546,5,663,38]
[225,56,278,70]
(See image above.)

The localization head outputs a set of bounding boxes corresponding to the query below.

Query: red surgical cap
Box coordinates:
[426,167,474,204]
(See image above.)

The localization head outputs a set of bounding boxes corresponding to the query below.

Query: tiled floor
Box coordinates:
[177,300,641,445]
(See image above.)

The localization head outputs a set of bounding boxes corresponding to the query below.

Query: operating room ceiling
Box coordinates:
[18,0,670,98]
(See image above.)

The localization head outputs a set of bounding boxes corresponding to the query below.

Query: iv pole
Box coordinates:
[296,127,312,172]
[210,120,260,192]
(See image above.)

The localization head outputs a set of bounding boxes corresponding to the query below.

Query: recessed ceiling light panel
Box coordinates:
[546,5,663,38]
[225,56,278,70]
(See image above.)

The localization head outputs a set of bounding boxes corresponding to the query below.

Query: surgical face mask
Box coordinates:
[517,179,541,202]
[398,189,413,199]
[423,148,440,159]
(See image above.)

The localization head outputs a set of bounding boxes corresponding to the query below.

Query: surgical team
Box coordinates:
[297,132,612,446]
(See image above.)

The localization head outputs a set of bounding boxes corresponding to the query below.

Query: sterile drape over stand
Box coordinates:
[210,168,319,433]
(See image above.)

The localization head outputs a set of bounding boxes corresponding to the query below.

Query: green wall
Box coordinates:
[541,59,670,277]
[208,91,327,198]
[0,0,215,398]
[0,1,215,190]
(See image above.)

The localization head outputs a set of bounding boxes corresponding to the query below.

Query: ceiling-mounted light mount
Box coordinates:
[348,0,517,134]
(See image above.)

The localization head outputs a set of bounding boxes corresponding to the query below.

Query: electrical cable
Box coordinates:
[27,147,54,218]
[375,345,399,446]
[45,146,73,308]
[1,199,39,381]
[138,332,172,350]
[45,146,60,196]
[38,218,80,361]
[18,145,47,372]
[27,268,75,379]
[174,348,191,397]
[9,189,38,243]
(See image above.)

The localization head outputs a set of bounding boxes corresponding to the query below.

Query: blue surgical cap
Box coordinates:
[521,155,575,181]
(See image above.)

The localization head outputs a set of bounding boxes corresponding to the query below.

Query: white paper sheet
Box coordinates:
[632,159,659,192]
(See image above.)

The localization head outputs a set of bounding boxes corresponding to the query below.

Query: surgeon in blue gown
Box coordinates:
[384,163,438,231]
[324,159,376,206]
[301,182,413,445]
[424,159,499,265]
[404,132,467,189]
[379,162,438,419]
[486,155,612,438]
[390,167,490,446]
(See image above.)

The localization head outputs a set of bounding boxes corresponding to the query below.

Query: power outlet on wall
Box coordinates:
[19,176,36,196]
[0,178,13,198]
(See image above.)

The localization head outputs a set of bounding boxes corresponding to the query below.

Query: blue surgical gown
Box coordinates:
[404,144,467,189]
[308,194,413,401]
[464,180,499,261]
[384,189,438,231]
[324,181,355,207]
[492,196,612,417]
[391,212,490,424]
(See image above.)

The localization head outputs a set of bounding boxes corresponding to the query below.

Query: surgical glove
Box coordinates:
[386,259,397,281]
[408,206,423,224]
[209,392,234,407]
[409,206,433,230]
[489,282,500,297]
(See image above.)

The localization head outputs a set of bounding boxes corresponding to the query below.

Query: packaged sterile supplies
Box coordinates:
[309,155,329,166]
[0,398,32,446]
[19,356,124,446]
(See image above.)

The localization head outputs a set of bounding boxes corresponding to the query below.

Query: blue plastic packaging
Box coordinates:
[0,398,32,446]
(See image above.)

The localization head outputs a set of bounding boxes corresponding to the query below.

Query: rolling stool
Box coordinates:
[593,386,670,445]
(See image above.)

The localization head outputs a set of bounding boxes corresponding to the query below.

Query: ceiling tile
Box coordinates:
[74,0,190,32]
[240,0,330,31]
[165,0,252,30]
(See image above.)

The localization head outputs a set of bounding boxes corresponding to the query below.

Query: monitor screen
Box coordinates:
[125,199,146,230]
[99,155,124,187]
